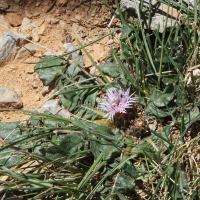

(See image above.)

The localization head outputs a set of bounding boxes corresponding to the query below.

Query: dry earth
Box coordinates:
[0,0,120,122]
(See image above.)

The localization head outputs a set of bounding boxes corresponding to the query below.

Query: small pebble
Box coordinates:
[36,2,41,7]
[91,14,95,17]
[35,96,40,101]
[41,86,49,95]
[32,82,38,88]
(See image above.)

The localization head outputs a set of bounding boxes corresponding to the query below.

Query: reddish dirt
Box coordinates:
[0,0,120,122]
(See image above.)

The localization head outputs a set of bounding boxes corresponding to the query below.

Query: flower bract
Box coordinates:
[99,88,138,120]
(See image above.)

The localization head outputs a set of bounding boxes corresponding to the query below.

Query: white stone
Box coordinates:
[21,18,32,32]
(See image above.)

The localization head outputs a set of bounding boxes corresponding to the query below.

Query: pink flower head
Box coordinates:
[99,88,138,120]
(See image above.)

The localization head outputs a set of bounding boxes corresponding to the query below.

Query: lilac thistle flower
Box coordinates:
[99,88,138,120]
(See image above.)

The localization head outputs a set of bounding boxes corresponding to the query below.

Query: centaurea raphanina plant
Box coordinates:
[99,87,138,120]
[99,87,148,137]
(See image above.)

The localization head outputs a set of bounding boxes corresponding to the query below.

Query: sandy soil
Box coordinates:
[0,0,120,122]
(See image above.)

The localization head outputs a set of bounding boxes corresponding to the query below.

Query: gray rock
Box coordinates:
[0,1,9,10]
[58,109,71,118]
[0,32,19,65]
[63,43,80,60]
[40,99,71,118]
[16,44,39,59]
[183,0,196,10]
[0,86,23,109]
[22,44,39,54]
[120,0,178,32]
[21,18,32,32]
[40,99,62,115]
[148,121,157,131]
[6,1,19,12]
[41,86,49,95]
[18,32,32,46]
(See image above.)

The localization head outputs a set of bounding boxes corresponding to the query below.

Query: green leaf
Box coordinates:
[44,133,83,162]
[90,139,101,160]
[151,126,171,151]
[181,106,199,124]
[34,56,67,85]
[150,84,175,107]
[116,192,129,200]
[67,55,83,78]
[179,170,188,190]
[0,149,21,167]
[162,74,179,84]
[123,161,139,178]
[122,24,132,38]
[117,172,137,190]
[0,122,22,167]
[43,111,59,127]
[145,104,176,118]
[99,62,120,77]
[155,47,170,64]
[175,85,187,107]
[60,86,81,111]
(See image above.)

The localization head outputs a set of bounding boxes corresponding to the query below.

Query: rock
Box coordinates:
[57,0,68,7]
[90,66,96,74]
[46,17,59,24]
[40,99,71,118]
[0,32,19,65]
[80,32,86,38]
[32,82,38,88]
[149,123,157,131]
[6,1,19,12]
[40,99,62,115]
[63,43,80,60]
[0,86,23,109]
[36,2,41,7]
[25,66,35,74]
[6,13,23,27]
[0,1,9,10]
[59,20,67,30]
[35,96,40,101]
[78,29,86,38]
[14,0,22,4]
[75,14,81,21]
[185,69,200,85]
[43,51,61,56]
[41,86,49,95]
[58,109,71,118]
[16,44,39,59]
[37,24,46,36]
[17,32,32,46]
[0,15,9,27]
[32,28,40,42]
[183,0,196,10]
[120,0,178,32]
[32,11,40,17]
[21,18,32,32]
[53,29,65,43]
